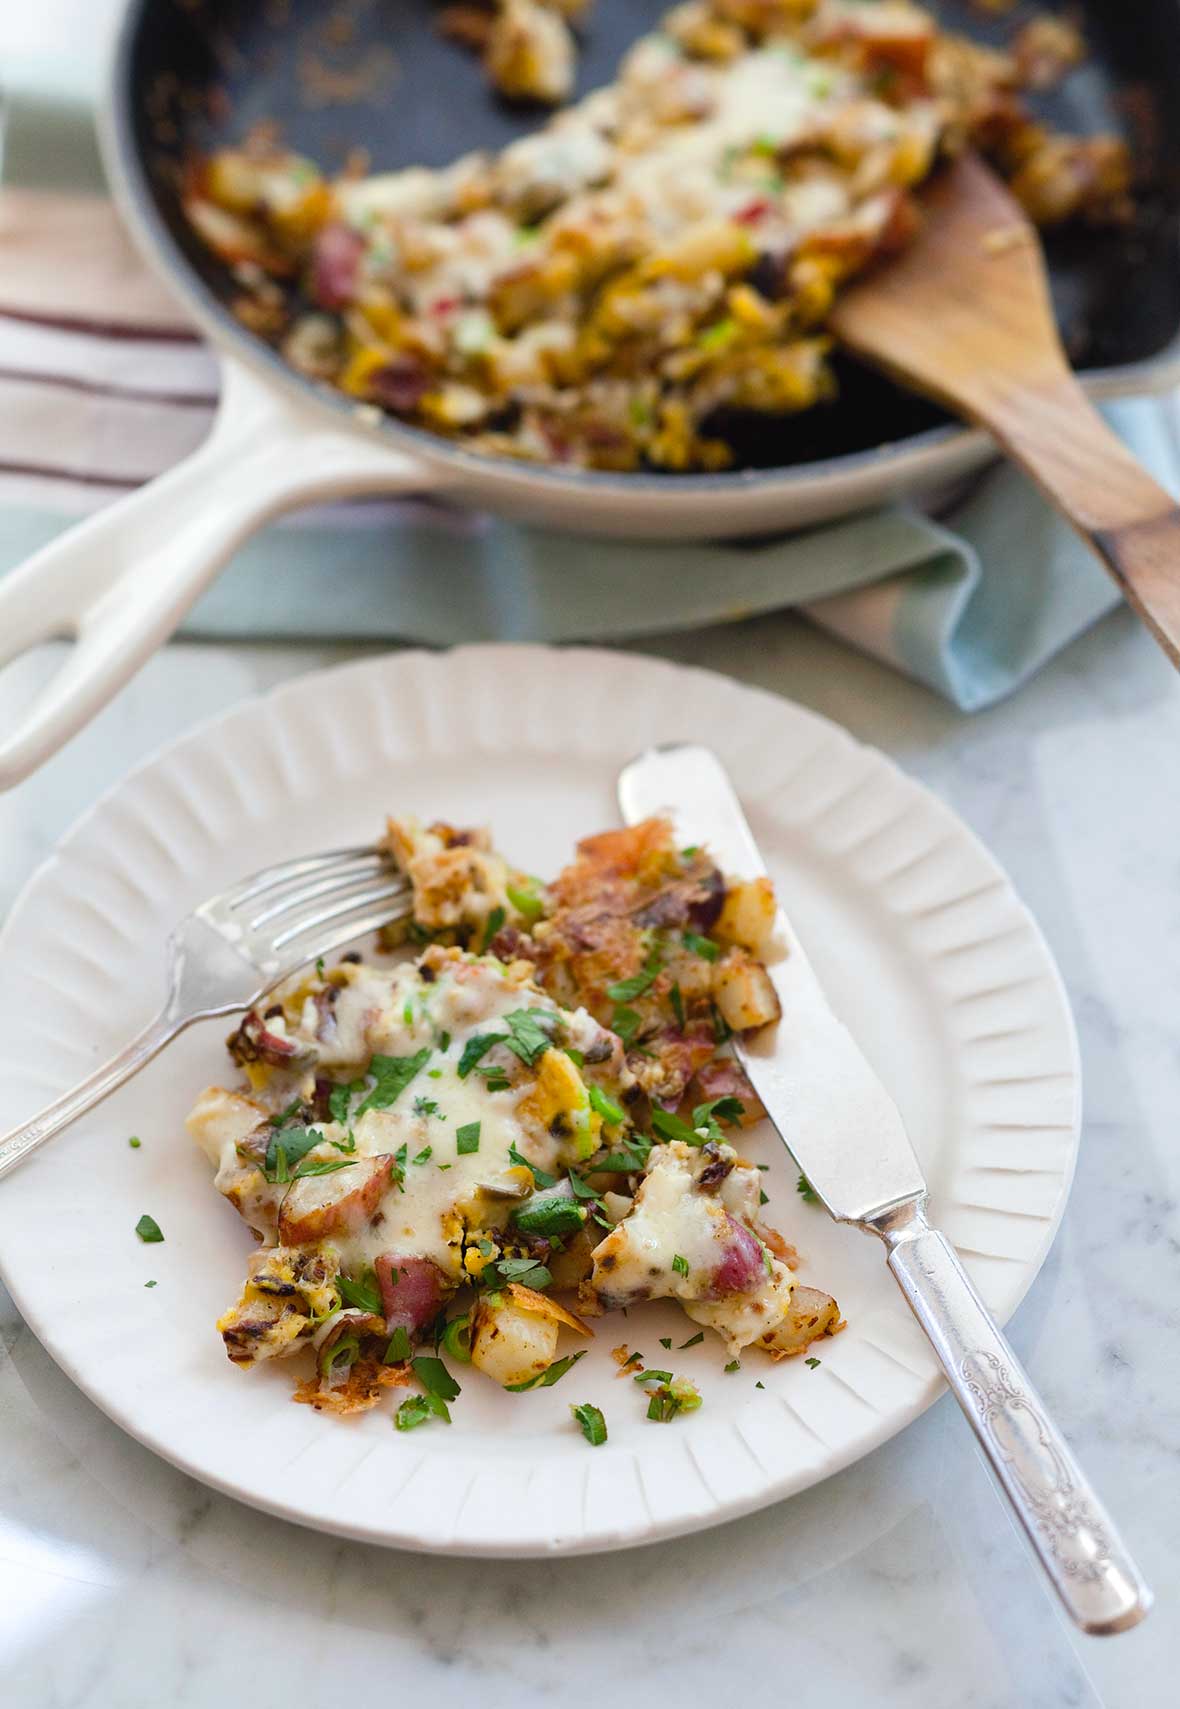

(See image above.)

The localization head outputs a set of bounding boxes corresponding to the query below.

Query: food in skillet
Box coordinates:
[187,817,842,1427]
[182,0,1130,472]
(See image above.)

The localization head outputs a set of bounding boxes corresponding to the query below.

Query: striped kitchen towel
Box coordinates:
[4,0,1179,709]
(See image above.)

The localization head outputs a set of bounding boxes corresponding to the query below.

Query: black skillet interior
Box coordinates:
[126,0,1180,472]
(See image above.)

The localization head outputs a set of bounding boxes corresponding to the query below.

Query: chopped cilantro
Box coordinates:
[506,1350,586,1391]
[356,1049,431,1116]
[570,1402,607,1446]
[683,931,719,962]
[456,1121,481,1155]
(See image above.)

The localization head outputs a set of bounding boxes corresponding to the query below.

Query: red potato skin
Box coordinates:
[710,1214,768,1295]
[375,1255,449,1332]
[278,1155,396,1244]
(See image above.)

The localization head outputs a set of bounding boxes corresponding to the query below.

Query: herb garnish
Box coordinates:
[669,982,685,1028]
[458,1032,501,1079]
[411,1354,462,1402]
[456,1121,481,1155]
[412,1146,433,1165]
[595,1133,652,1173]
[610,1005,642,1046]
[570,1402,607,1446]
[678,1331,704,1349]
[634,1368,673,1385]
[328,1079,363,1125]
[671,1254,689,1278]
[395,1393,451,1430]
[501,1008,558,1067]
[128,1136,141,1149]
[512,1194,585,1237]
[796,1173,820,1204]
[724,1359,741,1373]
[659,1337,672,1350]
[682,931,719,962]
[338,1270,382,1314]
[644,1374,702,1423]
[135,1214,164,1244]
[484,1255,552,1290]
[482,905,506,951]
[605,947,662,1004]
[356,1048,431,1116]
[509,1142,556,1188]
[384,1326,412,1364]
[805,1357,822,1369]
[413,1097,441,1120]
[506,1350,586,1391]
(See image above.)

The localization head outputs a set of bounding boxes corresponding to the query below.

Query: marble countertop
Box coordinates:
[1,611,1177,1708]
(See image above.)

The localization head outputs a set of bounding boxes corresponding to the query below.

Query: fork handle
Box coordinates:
[0,1012,182,1183]
[869,1200,1151,1634]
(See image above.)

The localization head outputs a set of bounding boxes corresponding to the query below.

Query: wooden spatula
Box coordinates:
[829,153,1180,668]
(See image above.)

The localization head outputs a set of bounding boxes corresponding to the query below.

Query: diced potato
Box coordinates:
[757,1286,843,1358]
[186,1086,268,1170]
[278,1155,395,1244]
[470,1292,561,1387]
[712,949,782,1032]
[714,877,778,954]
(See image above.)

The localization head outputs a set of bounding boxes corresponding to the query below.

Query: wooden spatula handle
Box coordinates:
[975,373,1180,668]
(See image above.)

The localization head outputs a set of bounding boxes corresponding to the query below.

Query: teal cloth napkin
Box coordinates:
[5,13,1178,710]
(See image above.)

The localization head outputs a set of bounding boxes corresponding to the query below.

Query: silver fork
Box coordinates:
[0,845,410,1182]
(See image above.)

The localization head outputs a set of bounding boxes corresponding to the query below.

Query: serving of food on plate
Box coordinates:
[182,0,1129,471]
[191,813,841,1433]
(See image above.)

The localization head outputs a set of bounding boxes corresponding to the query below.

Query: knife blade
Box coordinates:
[617,741,924,1223]
[617,740,1151,1636]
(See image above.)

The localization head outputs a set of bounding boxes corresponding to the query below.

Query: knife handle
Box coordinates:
[872,1202,1151,1634]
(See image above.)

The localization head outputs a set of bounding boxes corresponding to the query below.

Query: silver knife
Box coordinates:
[618,742,1150,1636]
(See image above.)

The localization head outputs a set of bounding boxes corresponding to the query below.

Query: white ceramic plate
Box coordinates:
[0,645,1080,1556]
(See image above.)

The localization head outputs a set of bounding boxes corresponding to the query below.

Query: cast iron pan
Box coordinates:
[120,0,1180,472]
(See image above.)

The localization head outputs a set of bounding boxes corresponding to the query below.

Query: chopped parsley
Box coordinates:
[328,1078,363,1125]
[797,1173,820,1204]
[506,1350,586,1391]
[610,1005,642,1047]
[413,1097,441,1120]
[710,1003,731,1045]
[144,1280,157,1289]
[338,1271,382,1314]
[634,1368,673,1385]
[395,1393,451,1430]
[501,1008,558,1067]
[570,1402,607,1446]
[672,1254,689,1278]
[135,1214,163,1244]
[682,931,719,962]
[411,1354,462,1402]
[805,1357,822,1370]
[486,1255,552,1290]
[290,1156,357,1179]
[509,1142,556,1188]
[659,1337,672,1350]
[481,905,506,951]
[458,1032,502,1079]
[692,1095,745,1136]
[478,1065,512,1093]
[724,1360,741,1374]
[650,1108,700,1146]
[644,1375,702,1423]
[456,1121,481,1155]
[605,947,662,1004]
[263,1123,323,1182]
[315,957,325,977]
[760,1190,770,1206]
[587,1084,625,1126]
[128,1136,141,1149]
[679,1332,705,1349]
[669,982,685,1029]
[329,1129,357,1155]
[565,1047,585,1068]
[411,1145,433,1166]
[595,1133,652,1172]
[356,1048,431,1116]
[384,1326,412,1364]
[438,1030,452,1052]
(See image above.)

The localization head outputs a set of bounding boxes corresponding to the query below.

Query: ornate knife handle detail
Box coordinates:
[872,1202,1151,1634]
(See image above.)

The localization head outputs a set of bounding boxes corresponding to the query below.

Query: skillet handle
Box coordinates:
[0,358,435,791]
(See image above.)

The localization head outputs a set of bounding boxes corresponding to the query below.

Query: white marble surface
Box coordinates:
[1,612,1178,1708]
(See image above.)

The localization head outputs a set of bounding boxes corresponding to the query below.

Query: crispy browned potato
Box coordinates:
[278,1155,394,1244]
[757,1285,844,1358]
